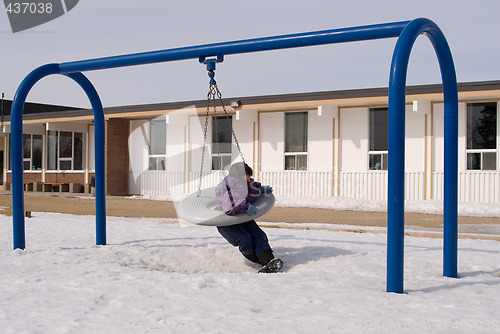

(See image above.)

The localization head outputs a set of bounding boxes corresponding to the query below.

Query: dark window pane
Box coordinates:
[370,108,388,151]
[74,133,84,170]
[212,116,232,154]
[211,156,219,170]
[467,102,497,149]
[285,112,308,153]
[483,152,496,170]
[369,154,382,170]
[159,157,166,170]
[467,153,481,170]
[149,157,157,170]
[150,119,166,155]
[285,155,295,170]
[47,131,58,170]
[23,134,31,159]
[32,135,43,170]
[60,160,71,170]
[59,132,72,158]
[296,155,307,170]
[23,161,30,170]
[211,155,231,170]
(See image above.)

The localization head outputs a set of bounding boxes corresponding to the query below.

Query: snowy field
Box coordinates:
[139,193,500,218]
[1,211,499,333]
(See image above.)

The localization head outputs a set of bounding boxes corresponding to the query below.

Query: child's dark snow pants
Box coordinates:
[217,220,274,265]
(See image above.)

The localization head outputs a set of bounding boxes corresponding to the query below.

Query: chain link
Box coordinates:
[196,74,246,197]
[197,84,214,196]
[213,84,246,165]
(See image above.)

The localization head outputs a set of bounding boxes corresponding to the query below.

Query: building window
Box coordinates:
[369,107,388,170]
[47,131,85,170]
[149,119,166,170]
[212,116,232,170]
[467,102,497,170]
[285,112,308,170]
[23,134,43,170]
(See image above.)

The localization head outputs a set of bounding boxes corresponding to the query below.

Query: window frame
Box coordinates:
[22,134,43,171]
[368,107,389,171]
[211,116,232,171]
[466,101,498,171]
[148,118,167,171]
[368,151,388,171]
[284,111,308,171]
[46,130,86,171]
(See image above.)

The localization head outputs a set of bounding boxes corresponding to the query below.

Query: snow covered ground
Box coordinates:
[1,211,499,333]
[138,193,500,218]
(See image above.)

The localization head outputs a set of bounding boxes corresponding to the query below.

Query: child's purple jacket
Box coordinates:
[215,176,262,215]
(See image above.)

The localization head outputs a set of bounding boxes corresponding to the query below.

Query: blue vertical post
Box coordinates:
[387,18,458,293]
[434,37,459,280]
[11,64,60,250]
[66,72,106,246]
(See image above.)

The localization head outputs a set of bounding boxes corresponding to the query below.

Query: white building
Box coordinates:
[127,81,500,204]
[4,80,500,204]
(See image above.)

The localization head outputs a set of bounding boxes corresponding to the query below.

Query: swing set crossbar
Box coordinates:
[58,21,409,74]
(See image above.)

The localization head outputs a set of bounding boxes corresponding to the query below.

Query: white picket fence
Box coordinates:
[433,171,500,204]
[130,170,500,204]
[337,171,424,201]
[130,170,225,196]
[259,171,332,197]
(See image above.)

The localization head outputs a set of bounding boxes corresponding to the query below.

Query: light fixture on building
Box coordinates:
[230,100,242,109]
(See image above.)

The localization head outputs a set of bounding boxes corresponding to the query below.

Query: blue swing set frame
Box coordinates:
[10,18,458,293]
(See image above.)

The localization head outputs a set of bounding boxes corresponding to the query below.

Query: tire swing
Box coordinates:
[177,60,275,226]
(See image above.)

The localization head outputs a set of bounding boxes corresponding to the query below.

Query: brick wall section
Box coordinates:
[17,173,42,183]
[105,119,130,195]
[6,172,85,183]
[44,173,86,183]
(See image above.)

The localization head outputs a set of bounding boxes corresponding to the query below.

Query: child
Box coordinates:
[215,162,283,273]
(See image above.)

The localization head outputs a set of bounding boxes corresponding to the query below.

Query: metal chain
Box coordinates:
[197,85,214,196]
[213,84,246,165]
[197,71,245,196]
[211,86,225,183]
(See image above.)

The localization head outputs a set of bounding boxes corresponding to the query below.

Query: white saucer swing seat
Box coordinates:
[177,186,275,226]
[177,68,275,226]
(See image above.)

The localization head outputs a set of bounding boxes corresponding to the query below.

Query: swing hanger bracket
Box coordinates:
[199,54,224,69]
[199,54,224,84]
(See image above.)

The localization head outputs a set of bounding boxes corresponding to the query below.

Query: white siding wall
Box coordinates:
[433,103,445,172]
[189,115,208,172]
[165,117,187,172]
[233,111,256,168]
[308,110,334,171]
[259,112,284,172]
[457,102,468,172]
[405,105,426,172]
[340,107,368,172]
[128,120,149,195]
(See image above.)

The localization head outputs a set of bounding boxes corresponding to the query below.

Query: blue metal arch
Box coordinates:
[11,66,106,249]
[11,18,458,294]
[387,18,458,293]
